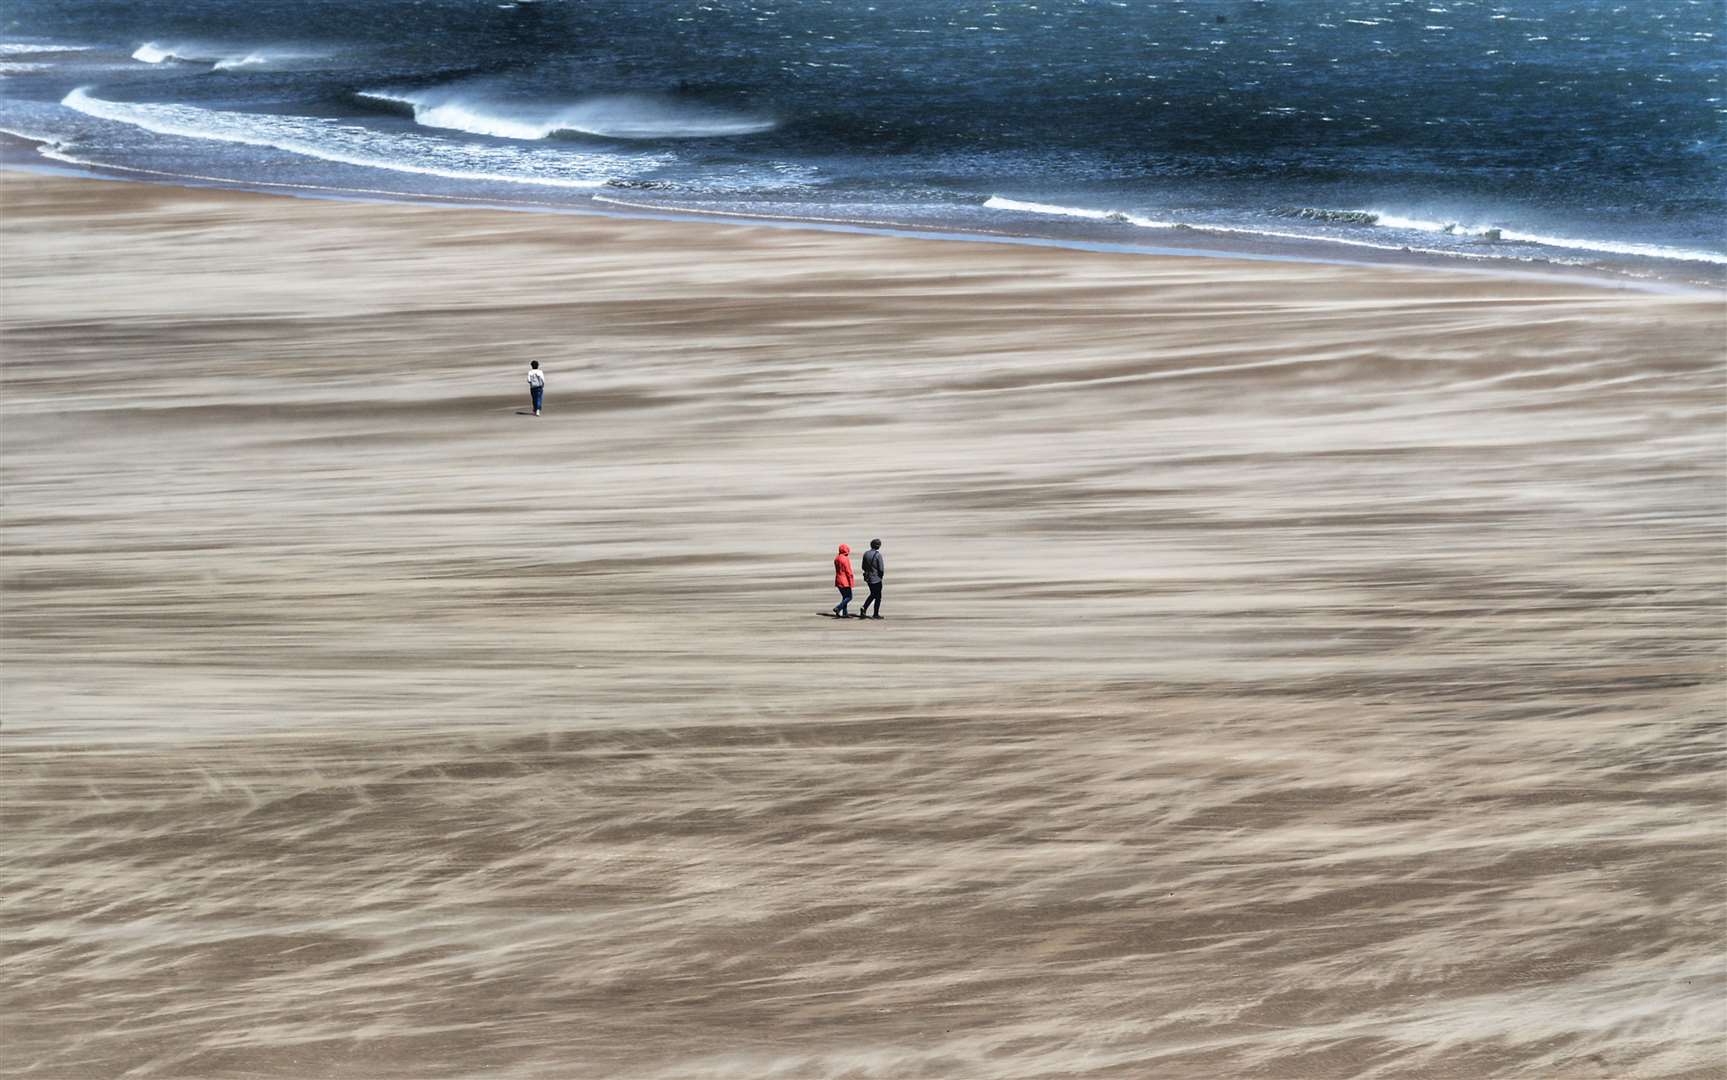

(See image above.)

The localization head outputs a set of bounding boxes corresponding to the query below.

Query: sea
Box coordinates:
[2,0,1723,285]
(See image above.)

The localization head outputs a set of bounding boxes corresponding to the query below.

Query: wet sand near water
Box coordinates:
[2,172,1723,1078]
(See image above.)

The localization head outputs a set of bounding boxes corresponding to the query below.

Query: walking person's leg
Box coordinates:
[532,385,544,415]
[866,580,882,618]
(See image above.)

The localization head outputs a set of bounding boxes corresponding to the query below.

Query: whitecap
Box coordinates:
[132,42,180,63]
[358,87,776,140]
[983,196,1177,229]
[133,42,322,69]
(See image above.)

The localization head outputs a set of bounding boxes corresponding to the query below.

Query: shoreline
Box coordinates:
[4,130,1719,297]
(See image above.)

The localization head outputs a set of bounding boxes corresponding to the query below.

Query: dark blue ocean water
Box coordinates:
[3,0,1723,280]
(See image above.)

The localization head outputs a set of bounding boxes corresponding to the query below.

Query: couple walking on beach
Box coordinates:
[832,540,885,619]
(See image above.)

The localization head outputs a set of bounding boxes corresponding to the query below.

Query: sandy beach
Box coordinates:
[2,172,1723,1078]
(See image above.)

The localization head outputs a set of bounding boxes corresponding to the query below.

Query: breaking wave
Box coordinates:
[986,197,1727,266]
[984,196,1511,260]
[61,88,666,189]
[1366,211,1727,265]
[358,87,777,140]
[1277,206,1726,265]
[982,196,1176,229]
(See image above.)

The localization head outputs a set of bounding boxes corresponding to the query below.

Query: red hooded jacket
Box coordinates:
[834,544,854,588]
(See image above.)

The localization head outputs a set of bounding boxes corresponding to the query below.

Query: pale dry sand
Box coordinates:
[1,172,1723,1079]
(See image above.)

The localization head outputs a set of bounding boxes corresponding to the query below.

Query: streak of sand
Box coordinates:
[2,173,1722,1079]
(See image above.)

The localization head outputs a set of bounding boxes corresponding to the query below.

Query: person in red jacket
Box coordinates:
[831,543,855,618]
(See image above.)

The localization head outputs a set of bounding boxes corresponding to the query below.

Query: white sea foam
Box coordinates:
[62,88,667,190]
[19,137,554,208]
[984,196,1494,260]
[358,87,776,140]
[982,196,1176,228]
[0,123,61,144]
[212,53,270,71]
[1,42,93,55]
[1368,211,1727,265]
[30,140,103,170]
[1277,206,1727,265]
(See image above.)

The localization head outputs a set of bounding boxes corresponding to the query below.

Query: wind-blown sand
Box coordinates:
[2,172,1722,1079]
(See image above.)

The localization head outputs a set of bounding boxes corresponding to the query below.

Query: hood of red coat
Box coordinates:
[837,544,850,555]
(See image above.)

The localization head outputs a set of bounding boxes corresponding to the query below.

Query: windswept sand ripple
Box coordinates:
[2,174,1722,1078]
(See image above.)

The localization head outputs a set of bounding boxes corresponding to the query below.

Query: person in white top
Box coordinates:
[527,360,545,417]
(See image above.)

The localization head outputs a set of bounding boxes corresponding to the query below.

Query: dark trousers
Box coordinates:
[530,385,544,412]
[859,580,882,617]
[833,586,852,615]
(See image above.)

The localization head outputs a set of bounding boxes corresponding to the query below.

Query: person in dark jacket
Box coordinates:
[831,543,855,618]
[858,538,884,619]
